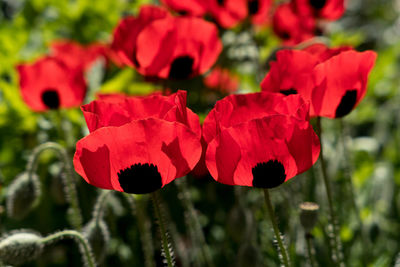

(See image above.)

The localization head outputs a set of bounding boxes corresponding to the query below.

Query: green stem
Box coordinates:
[176,178,214,267]
[316,118,344,266]
[125,194,156,267]
[41,230,96,267]
[151,191,175,267]
[93,190,111,225]
[305,233,316,267]
[263,188,290,267]
[27,142,83,230]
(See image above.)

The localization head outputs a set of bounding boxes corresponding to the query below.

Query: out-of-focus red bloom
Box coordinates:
[203,92,320,188]
[134,16,222,79]
[292,0,345,20]
[204,0,248,28]
[272,3,316,45]
[204,67,239,94]
[17,56,87,111]
[161,0,206,16]
[50,40,110,71]
[74,91,202,194]
[261,44,377,118]
[111,5,170,68]
[248,0,272,25]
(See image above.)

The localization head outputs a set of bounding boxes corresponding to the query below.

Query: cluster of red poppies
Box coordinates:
[16,1,377,195]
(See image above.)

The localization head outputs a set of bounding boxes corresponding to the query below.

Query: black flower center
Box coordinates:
[280,88,298,96]
[41,89,60,109]
[252,160,286,188]
[248,0,259,15]
[168,56,194,80]
[117,163,162,194]
[309,0,327,9]
[335,90,357,118]
[217,0,225,6]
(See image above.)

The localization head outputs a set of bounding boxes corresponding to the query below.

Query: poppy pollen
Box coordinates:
[248,0,260,15]
[252,160,286,188]
[280,88,298,96]
[41,89,60,109]
[335,89,357,118]
[168,55,194,80]
[309,0,327,10]
[117,163,162,194]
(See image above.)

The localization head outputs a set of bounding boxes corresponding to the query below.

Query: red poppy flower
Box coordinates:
[204,0,248,28]
[74,91,202,194]
[248,0,272,25]
[204,67,239,93]
[134,16,222,79]
[261,45,377,118]
[160,0,206,16]
[111,5,170,68]
[292,0,345,20]
[203,92,320,188]
[17,56,87,111]
[272,3,316,45]
[50,40,110,71]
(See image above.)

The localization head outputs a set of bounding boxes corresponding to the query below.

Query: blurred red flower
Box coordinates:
[160,0,206,16]
[272,3,316,45]
[261,44,377,118]
[74,91,202,194]
[50,40,110,71]
[203,92,320,188]
[17,56,87,111]
[292,0,345,20]
[204,67,239,94]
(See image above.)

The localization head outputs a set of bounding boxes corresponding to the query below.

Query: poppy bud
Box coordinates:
[6,172,41,219]
[83,220,110,263]
[299,202,319,233]
[0,231,43,265]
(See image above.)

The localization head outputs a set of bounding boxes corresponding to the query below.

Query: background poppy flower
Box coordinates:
[74,91,202,194]
[134,16,222,79]
[203,0,248,28]
[160,0,206,16]
[272,3,317,45]
[110,5,170,68]
[261,45,377,118]
[17,56,87,112]
[248,0,272,25]
[50,40,110,71]
[292,0,345,20]
[204,67,239,94]
[203,93,320,188]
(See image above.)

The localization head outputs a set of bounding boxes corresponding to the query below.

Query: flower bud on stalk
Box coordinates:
[0,231,43,265]
[83,219,110,263]
[6,172,41,219]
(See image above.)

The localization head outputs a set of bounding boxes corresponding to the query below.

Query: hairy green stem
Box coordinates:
[263,188,290,267]
[27,142,82,230]
[151,191,175,267]
[125,194,156,267]
[176,178,214,267]
[41,230,96,267]
[305,233,316,267]
[93,190,111,225]
[316,118,344,266]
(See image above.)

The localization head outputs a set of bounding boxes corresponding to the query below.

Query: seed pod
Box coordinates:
[6,172,41,219]
[0,231,43,265]
[299,202,320,233]
[83,219,110,263]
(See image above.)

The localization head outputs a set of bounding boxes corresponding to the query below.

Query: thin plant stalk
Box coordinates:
[151,191,175,267]
[41,230,96,267]
[175,178,214,267]
[316,117,344,266]
[125,194,156,267]
[27,142,83,230]
[305,233,316,267]
[263,188,290,267]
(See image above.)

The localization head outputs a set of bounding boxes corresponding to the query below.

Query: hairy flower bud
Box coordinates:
[83,220,110,263]
[6,172,41,219]
[299,202,320,233]
[0,231,43,265]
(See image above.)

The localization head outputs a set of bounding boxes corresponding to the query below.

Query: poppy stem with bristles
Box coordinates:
[305,233,317,267]
[263,188,290,267]
[316,117,345,266]
[151,191,175,267]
